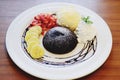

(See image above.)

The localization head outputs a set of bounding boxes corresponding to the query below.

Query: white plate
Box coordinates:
[6,2,112,80]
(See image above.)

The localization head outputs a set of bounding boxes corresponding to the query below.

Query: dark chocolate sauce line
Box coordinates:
[68,36,97,62]
[78,36,97,63]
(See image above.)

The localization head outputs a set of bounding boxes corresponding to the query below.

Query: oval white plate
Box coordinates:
[6,2,112,80]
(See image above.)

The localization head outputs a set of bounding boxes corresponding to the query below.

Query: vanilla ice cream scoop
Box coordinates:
[75,22,97,43]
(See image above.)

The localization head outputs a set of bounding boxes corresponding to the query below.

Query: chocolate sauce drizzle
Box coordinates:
[22,28,97,66]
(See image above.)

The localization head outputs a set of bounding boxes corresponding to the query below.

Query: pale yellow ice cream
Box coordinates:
[57,8,81,31]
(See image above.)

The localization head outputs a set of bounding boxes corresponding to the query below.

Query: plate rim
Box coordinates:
[5,2,112,79]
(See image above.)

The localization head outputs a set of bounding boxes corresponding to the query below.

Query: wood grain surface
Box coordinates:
[0,0,120,80]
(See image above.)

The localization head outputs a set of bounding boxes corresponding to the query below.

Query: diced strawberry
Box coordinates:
[34,15,41,20]
[36,23,41,26]
[29,13,57,35]
[31,21,38,26]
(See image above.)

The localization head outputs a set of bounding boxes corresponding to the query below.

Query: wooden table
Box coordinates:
[0,0,120,80]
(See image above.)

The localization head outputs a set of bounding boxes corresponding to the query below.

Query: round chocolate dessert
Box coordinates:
[43,26,78,54]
